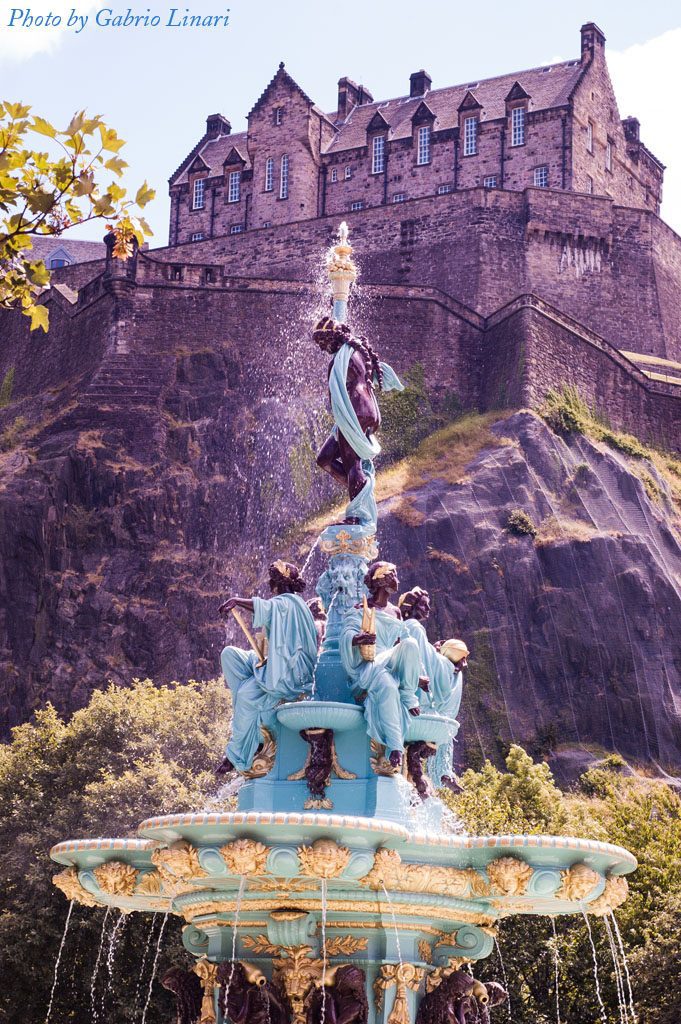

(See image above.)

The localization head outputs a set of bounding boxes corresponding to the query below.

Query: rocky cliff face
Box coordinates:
[364,411,681,779]
[2,342,680,777]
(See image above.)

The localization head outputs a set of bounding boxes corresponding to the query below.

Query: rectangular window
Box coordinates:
[264,157,274,192]
[511,106,525,147]
[533,165,549,188]
[280,154,289,199]
[263,220,272,227]
[483,175,498,188]
[586,175,594,194]
[345,166,352,179]
[350,200,364,211]
[463,116,477,156]
[192,178,205,209]
[587,120,594,153]
[275,107,283,126]
[372,135,385,174]
[437,183,453,194]
[228,170,241,203]
[331,168,338,183]
[393,193,406,203]
[230,224,243,234]
[606,140,612,171]
[417,125,431,165]
[191,232,204,241]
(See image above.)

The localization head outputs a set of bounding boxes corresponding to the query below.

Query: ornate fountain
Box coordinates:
[50,224,636,1024]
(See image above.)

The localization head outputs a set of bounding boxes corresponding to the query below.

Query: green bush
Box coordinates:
[541,385,591,435]
[506,508,537,537]
[0,366,14,408]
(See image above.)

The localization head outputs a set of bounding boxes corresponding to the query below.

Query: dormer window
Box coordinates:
[192,178,205,209]
[228,170,241,203]
[275,106,284,126]
[417,125,431,165]
[511,107,525,147]
[265,157,274,192]
[371,135,385,174]
[463,116,477,156]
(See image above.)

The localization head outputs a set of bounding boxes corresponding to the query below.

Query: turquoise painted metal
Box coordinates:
[50,223,637,1024]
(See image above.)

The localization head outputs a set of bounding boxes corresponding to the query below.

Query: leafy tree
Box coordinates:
[0,679,231,1023]
[0,101,155,332]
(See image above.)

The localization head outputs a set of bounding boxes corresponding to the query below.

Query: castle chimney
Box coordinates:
[205,113,231,138]
[337,77,373,120]
[580,22,606,63]
[622,116,640,142]
[410,70,432,97]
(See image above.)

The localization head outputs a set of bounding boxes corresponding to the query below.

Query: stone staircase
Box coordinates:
[81,352,174,409]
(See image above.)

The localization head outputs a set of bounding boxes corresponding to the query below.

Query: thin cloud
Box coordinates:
[0,1,99,59]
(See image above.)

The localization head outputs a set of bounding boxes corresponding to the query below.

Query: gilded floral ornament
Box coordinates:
[272,945,324,1024]
[220,838,268,876]
[298,839,351,879]
[319,530,378,559]
[324,935,368,956]
[361,849,490,898]
[588,875,629,916]
[152,840,207,881]
[53,867,100,908]
[417,940,433,964]
[93,860,138,896]
[374,963,425,1024]
[193,958,219,1024]
[557,863,601,902]
[242,934,280,955]
[135,870,165,896]
[486,857,533,896]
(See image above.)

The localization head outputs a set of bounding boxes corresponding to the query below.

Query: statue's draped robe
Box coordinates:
[339,606,420,754]
[221,594,318,772]
[328,343,403,529]
[402,619,463,718]
[403,617,463,786]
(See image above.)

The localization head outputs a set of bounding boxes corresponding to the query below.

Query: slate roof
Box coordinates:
[29,237,107,263]
[325,58,585,153]
[171,131,250,184]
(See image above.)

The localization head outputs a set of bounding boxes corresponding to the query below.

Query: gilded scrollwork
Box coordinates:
[93,860,138,896]
[587,875,629,916]
[241,726,277,780]
[425,958,469,994]
[370,739,400,777]
[361,849,491,898]
[486,857,533,897]
[417,940,433,964]
[298,839,351,879]
[220,838,268,876]
[53,867,101,908]
[557,863,601,903]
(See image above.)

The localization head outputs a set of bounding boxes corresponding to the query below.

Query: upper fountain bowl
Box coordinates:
[277,700,365,733]
[405,712,459,745]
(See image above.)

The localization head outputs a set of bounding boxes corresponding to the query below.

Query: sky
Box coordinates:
[1,0,681,242]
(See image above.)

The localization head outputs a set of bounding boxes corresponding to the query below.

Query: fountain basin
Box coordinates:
[276,700,364,733]
[405,712,459,745]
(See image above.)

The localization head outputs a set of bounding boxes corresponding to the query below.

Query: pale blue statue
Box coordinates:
[217,560,318,774]
[314,317,403,531]
[398,587,465,719]
[339,562,427,767]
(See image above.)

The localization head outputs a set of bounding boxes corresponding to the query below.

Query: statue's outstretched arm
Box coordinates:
[218,597,255,616]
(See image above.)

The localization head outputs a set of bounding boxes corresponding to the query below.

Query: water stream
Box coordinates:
[140,912,169,1024]
[89,906,111,1023]
[320,878,328,1024]
[381,883,403,967]
[581,910,608,1024]
[45,900,74,1024]
[550,917,561,1024]
[493,936,512,1021]
[610,913,637,1024]
[105,911,127,996]
[603,913,629,1024]
[133,914,158,1017]
[221,876,247,1009]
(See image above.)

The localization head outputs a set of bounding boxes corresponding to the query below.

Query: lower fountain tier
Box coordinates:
[50,811,636,965]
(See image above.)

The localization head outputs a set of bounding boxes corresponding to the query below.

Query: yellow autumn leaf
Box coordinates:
[26,303,49,332]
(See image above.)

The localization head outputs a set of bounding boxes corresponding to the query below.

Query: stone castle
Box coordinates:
[1,21,681,737]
